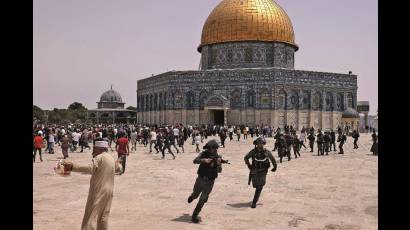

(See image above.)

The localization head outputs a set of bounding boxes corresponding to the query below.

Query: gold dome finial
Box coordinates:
[199,0,298,52]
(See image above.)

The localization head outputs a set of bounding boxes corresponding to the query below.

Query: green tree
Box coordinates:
[67,102,87,122]
[126,106,137,111]
[68,102,87,111]
[33,105,45,122]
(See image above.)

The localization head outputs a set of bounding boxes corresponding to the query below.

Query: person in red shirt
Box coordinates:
[116,132,130,175]
[33,132,44,162]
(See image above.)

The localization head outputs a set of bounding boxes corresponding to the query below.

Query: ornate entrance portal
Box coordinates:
[204,94,230,126]
[210,110,224,125]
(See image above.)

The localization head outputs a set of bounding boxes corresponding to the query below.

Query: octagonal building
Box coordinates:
[136,0,358,130]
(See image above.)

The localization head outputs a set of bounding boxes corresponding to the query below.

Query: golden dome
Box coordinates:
[199,0,298,52]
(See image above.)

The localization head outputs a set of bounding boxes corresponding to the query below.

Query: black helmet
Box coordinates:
[253,137,266,145]
[203,140,219,149]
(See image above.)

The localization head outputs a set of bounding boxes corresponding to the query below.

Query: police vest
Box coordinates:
[252,149,270,171]
[197,151,219,179]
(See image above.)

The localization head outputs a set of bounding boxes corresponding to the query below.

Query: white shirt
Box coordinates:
[299,133,306,141]
[131,132,138,141]
[194,135,201,145]
[150,131,157,141]
[72,132,81,142]
[228,127,233,133]
[173,128,179,136]
[48,134,55,143]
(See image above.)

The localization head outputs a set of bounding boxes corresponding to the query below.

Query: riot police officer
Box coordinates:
[316,129,324,156]
[291,131,300,158]
[307,130,315,152]
[284,131,293,161]
[323,131,331,155]
[352,130,360,149]
[330,129,337,151]
[244,137,277,208]
[187,140,226,223]
[337,131,347,154]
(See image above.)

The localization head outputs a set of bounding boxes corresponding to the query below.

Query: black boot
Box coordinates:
[187,196,194,203]
[192,202,204,223]
[251,187,263,208]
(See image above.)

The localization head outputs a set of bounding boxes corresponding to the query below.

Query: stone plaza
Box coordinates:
[33,134,377,230]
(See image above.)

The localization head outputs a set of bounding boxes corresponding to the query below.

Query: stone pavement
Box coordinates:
[33,134,377,230]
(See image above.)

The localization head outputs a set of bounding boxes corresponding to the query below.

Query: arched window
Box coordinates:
[154,94,158,111]
[247,90,256,108]
[149,95,153,111]
[260,88,270,105]
[145,95,149,111]
[158,93,163,110]
[347,93,354,108]
[231,89,241,108]
[326,92,334,111]
[313,92,322,110]
[174,90,183,108]
[186,91,195,109]
[163,92,167,110]
[199,90,207,109]
[288,90,299,110]
[301,90,310,110]
[277,89,286,110]
[336,93,344,111]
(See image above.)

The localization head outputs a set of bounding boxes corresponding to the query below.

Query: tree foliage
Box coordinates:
[126,106,137,111]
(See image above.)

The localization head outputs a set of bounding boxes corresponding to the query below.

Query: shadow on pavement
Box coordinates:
[171,213,192,223]
[226,201,253,208]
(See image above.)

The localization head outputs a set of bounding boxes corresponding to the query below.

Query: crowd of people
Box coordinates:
[33,122,378,226]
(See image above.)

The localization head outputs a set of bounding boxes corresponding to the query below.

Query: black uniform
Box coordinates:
[308,132,315,152]
[219,130,227,148]
[330,130,337,151]
[352,131,360,149]
[323,132,331,155]
[188,141,224,223]
[244,140,277,208]
[292,133,300,158]
[316,132,324,156]
[337,132,347,154]
[371,132,378,155]
[276,134,290,163]
[161,133,176,159]
[284,133,293,161]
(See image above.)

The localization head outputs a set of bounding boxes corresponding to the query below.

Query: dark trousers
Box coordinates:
[229,133,233,141]
[353,139,359,149]
[299,141,307,150]
[293,145,300,158]
[244,134,248,140]
[324,143,330,155]
[33,148,43,162]
[331,141,336,151]
[80,142,90,152]
[162,144,175,158]
[171,143,180,153]
[309,141,314,152]
[253,186,263,205]
[339,143,345,154]
[317,143,324,155]
[190,176,215,216]
[118,154,127,173]
[155,143,162,153]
